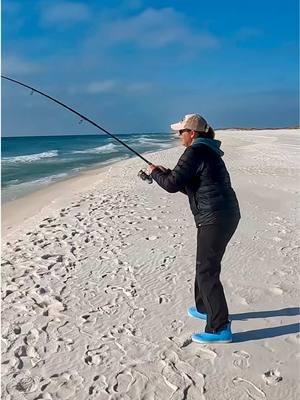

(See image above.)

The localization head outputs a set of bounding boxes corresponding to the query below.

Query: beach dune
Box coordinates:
[1,129,299,400]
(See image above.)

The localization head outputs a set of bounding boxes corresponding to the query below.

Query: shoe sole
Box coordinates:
[187,310,207,320]
[188,311,233,327]
[192,337,232,344]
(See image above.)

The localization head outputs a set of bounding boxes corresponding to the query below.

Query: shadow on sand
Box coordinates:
[230,307,300,342]
[231,307,300,321]
[233,323,299,343]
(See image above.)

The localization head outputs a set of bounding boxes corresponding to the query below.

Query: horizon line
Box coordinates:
[2,126,299,138]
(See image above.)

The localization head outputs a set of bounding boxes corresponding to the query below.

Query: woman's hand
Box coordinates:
[147,164,168,174]
[157,165,169,173]
[147,164,158,174]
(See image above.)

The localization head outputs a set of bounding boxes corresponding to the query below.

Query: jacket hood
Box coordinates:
[191,137,224,157]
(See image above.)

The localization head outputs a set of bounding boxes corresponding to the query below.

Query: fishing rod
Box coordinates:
[1,75,153,183]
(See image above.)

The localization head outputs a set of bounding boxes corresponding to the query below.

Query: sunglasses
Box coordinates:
[179,129,191,136]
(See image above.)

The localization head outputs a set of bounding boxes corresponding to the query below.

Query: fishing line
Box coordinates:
[1,75,153,183]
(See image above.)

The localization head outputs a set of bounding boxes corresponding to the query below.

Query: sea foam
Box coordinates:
[71,143,118,154]
[2,150,59,163]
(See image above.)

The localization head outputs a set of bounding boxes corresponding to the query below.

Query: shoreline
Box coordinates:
[2,125,299,139]
[1,142,177,205]
[1,152,155,236]
[3,127,299,208]
[1,131,177,205]
[2,128,299,237]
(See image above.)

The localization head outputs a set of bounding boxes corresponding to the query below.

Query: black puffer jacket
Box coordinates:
[151,143,240,226]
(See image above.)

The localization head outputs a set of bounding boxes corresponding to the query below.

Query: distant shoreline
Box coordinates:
[2,126,299,138]
[219,126,300,131]
[2,127,299,231]
[2,128,299,205]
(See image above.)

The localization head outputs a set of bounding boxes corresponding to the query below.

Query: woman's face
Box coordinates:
[179,129,197,147]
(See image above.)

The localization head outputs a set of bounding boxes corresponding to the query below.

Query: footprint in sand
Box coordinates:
[19,337,44,368]
[128,307,146,322]
[268,286,284,295]
[280,244,300,260]
[161,360,186,392]
[170,319,184,334]
[232,350,250,369]
[104,284,137,298]
[193,346,217,362]
[31,294,66,317]
[158,294,171,304]
[164,273,177,284]
[262,369,283,386]
[88,375,109,399]
[232,377,266,399]
[99,303,120,316]
[108,323,141,338]
[42,371,84,399]
[2,322,22,347]
[5,374,39,397]
[158,255,177,271]
[84,344,110,366]
[56,337,74,352]
[24,328,40,346]
[168,334,192,349]
[145,236,159,241]
[160,349,206,399]
[112,369,135,394]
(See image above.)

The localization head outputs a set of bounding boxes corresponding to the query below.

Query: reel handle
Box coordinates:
[138,169,153,184]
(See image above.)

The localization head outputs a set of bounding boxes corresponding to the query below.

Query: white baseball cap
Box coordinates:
[170,113,209,132]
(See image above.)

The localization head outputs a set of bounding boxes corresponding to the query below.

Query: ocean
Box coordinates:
[1,133,178,203]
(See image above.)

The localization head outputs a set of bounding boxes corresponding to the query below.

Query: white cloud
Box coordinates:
[68,80,152,95]
[40,1,91,25]
[2,55,40,75]
[100,8,219,49]
[85,80,118,94]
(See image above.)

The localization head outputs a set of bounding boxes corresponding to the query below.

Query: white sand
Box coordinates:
[1,129,299,400]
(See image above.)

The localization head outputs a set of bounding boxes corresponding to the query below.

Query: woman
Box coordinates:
[148,113,240,343]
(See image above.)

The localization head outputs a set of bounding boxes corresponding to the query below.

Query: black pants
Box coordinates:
[195,217,239,333]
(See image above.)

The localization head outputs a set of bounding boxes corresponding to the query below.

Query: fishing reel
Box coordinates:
[138,169,153,184]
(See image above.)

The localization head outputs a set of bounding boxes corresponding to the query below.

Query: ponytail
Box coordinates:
[195,126,215,139]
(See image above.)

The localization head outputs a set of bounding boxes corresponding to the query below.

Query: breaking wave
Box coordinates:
[71,143,119,154]
[2,150,59,163]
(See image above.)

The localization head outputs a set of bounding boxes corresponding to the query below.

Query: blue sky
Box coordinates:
[2,0,299,136]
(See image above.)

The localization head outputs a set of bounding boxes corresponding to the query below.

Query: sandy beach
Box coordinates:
[1,129,299,400]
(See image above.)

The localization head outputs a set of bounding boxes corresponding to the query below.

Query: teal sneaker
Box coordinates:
[187,306,207,320]
[192,322,232,344]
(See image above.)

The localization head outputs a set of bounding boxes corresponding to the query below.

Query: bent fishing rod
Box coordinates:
[1,75,153,183]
